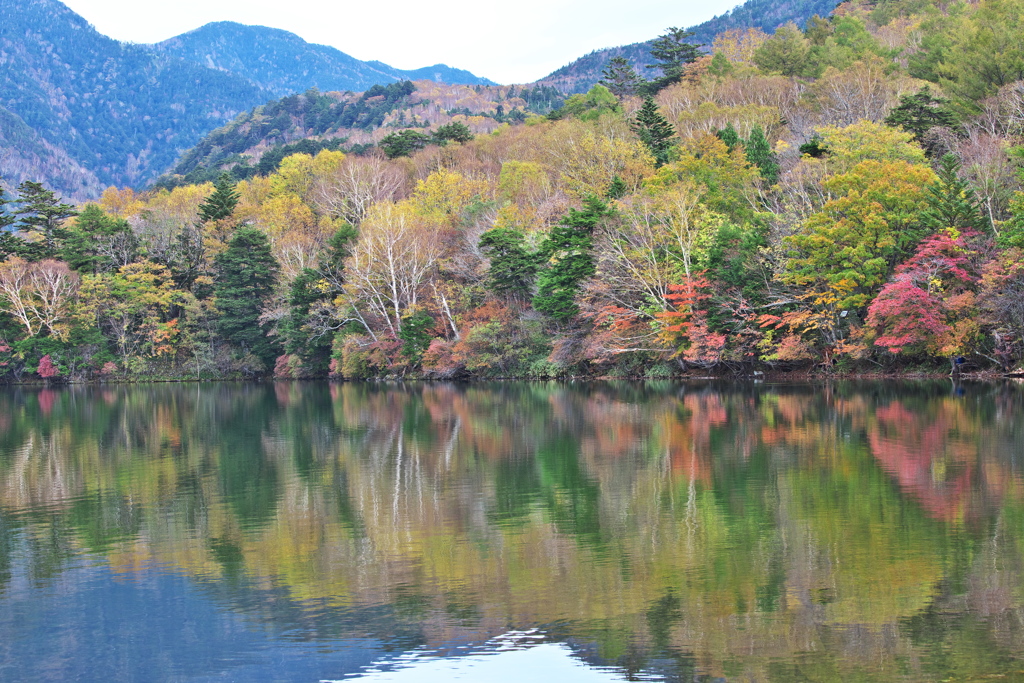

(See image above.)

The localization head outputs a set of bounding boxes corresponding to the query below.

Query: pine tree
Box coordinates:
[214,227,281,369]
[632,98,676,167]
[14,181,78,260]
[922,154,989,233]
[199,174,240,223]
[600,56,643,98]
[744,126,780,184]
[643,27,703,95]
[533,197,610,321]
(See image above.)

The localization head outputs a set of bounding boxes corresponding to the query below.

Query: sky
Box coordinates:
[58,0,742,84]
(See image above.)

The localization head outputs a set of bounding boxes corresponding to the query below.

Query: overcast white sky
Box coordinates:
[59,0,741,84]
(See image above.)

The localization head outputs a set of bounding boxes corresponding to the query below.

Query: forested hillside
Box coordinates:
[535,0,843,92]
[153,22,495,98]
[155,81,565,187]
[0,0,492,198]
[3,0,1024,384]
[0,0,270,196]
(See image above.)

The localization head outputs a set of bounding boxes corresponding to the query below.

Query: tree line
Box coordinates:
[4,0,1024,382]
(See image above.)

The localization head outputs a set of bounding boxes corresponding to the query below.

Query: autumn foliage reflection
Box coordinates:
[1,381,1023,679]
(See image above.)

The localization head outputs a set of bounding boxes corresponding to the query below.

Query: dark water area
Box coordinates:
[0,380,1022,681]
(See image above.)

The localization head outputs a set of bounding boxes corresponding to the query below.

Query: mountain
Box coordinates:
[535,0,844,92]
[0,1,492,199]
[152,22,496,98]
[0,0,271,198]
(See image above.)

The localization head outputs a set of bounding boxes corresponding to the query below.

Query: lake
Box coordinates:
[0,380,1022,681]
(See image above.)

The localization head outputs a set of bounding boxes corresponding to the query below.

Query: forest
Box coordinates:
[3,0,1024,383]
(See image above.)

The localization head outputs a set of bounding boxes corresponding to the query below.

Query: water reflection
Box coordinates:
[0,381,1023,681]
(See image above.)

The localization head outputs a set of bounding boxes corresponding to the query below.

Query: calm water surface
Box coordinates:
[1,380,1023,681]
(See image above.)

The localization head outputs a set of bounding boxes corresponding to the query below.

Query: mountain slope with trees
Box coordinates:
[0,0,493,199]
[152,21,496,98]
[535,0,844,92]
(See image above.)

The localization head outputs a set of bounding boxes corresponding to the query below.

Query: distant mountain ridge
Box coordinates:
[0,0,492,199]
[152,22,496,98]
[535,0,845,92]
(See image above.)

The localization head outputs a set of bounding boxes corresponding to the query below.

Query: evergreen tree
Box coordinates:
[632,98,676,167]
[0,185,18,260]
[61,204,138,274]
[199,174,240,223]
[432,122,474,145]
[533,197,610,322]
[606,175,628,200]
[280,225,357,374]
[399,309,435,365]
[214,227,280,369]
[14,181,78,260]
[884,86,958,154]
[380,130,431,158]
[600,57,643,98]
[643,27,703,95]
[744,126,780,184]
[716,122,741,151]
[922,154,989,233]
[479,227,538,301]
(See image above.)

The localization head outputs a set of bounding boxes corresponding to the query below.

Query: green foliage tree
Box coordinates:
[600,56,643,98]
[533,196,610,321]
[62,204,139,274]
[922,154,989,233]
[399,308,435,365]
[0,185,17,260]
[884,86,958,153]
[198,174,240,223]
[744,126,780,184]
[643,27,703,94]
[380,130,431,158]
[479,227,538,301]
[549,85,620,121]
[716,122,741,151]
[753,23,813,77]
[214,227,280,369]
[934,0,1024,103]
[432,122,474,145]
[631,98,676,167]
[14,181,78,260]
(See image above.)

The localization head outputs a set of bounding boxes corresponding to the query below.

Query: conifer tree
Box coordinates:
[643,27,702,95]
[922,154,989,233]
[533,197,610,322]
[600,56,643,98]
[199,174,240,223]
[744,126,780,184]
[884,86,958,155]
[606,175,628,200]
[15,181,78,260]
[0,185,17,259]
[61,204,138,274]
[479,227,538,301]
[214,227,280,368]
[631,98,676,167]
[716,122,741,151]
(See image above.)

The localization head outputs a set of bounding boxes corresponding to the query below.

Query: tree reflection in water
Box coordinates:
[0,380,1022,680]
